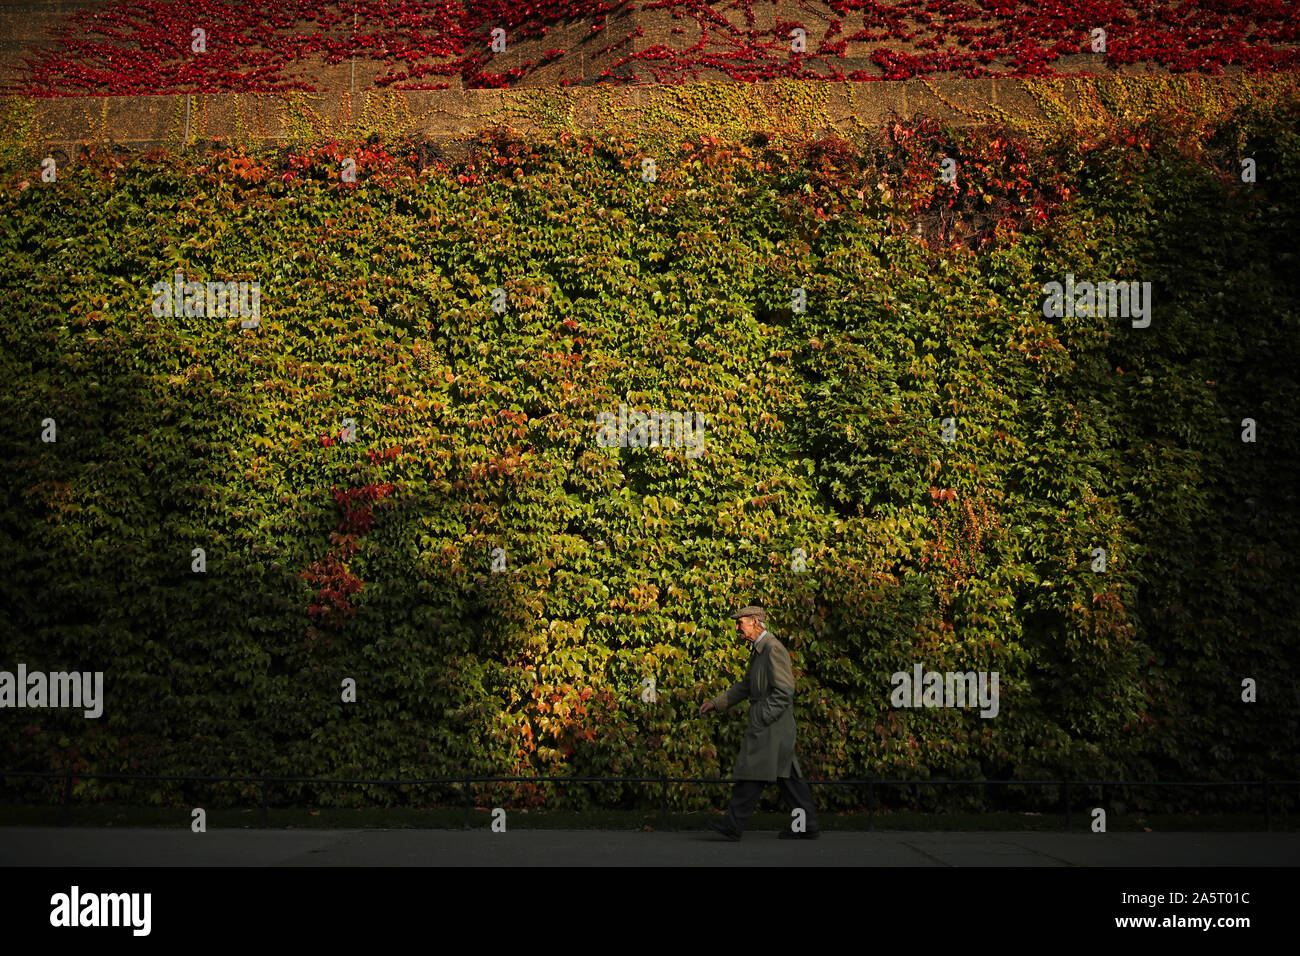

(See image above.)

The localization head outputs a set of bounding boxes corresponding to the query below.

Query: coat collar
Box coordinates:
[751,629,772,654]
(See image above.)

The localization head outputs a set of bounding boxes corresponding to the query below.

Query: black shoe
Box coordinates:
[707,820,742,841]
[779,828,821,840]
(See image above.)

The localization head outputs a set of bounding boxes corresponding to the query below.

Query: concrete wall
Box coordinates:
[0,1,1285,165]
[2,73,1270,163]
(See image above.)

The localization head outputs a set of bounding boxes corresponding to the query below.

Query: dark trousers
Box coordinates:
[726,765,820,833]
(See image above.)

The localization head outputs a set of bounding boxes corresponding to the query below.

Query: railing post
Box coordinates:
[659,777,668,830]
[260,777,268,828]
[1064,780,1071,831]
[59,767,72,826]
[867,779,874,832]
[462,781,471,830]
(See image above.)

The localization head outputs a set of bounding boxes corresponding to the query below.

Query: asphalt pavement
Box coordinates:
[3,827,1297,866]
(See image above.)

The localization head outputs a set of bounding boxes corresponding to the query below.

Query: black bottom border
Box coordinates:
[1,865,1287,941]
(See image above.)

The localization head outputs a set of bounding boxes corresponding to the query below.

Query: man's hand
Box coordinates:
[699,700,715,716]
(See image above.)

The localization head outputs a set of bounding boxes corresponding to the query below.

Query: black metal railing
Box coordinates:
[1,770,1295,830]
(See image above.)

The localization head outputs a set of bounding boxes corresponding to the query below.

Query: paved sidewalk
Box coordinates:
[3,828,1297,866]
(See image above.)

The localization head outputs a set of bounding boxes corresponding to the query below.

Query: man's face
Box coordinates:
[736,615,762,642]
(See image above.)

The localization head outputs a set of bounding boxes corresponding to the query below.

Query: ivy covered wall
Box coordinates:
[2,99,1297,811]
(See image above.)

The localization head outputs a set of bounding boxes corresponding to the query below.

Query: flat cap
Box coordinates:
[733,605,767,623]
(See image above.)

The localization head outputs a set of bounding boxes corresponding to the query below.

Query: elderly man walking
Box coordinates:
[700,605,821,840]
